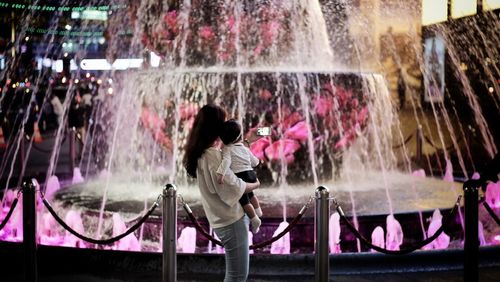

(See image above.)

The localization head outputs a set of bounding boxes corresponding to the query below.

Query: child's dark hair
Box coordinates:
[220,119,242,145]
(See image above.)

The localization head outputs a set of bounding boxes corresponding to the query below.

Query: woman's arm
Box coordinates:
[244,179,260,193]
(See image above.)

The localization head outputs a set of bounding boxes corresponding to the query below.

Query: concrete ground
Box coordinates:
[1,242,499,282]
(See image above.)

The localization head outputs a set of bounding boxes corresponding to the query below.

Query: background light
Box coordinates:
[150,52,161,68]
[483,0,500,11]
[422,0,448,26]
[80,59,143,70]
[451,0,477,19]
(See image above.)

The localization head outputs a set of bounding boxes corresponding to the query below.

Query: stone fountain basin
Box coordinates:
[51,170,463,253]
[54,169,461,218]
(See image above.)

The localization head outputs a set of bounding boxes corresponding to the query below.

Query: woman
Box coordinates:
[183,104,260,281]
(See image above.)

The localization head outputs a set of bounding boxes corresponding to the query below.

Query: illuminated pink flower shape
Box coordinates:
[164,10,178,30]
[199,26,215,41]
[259,89,273,100]
[153,130,172,150]
[314,96,333,117]
[253,44,264,57]
[284,121,309,142]
[250,138,271,160]
[140,107,152,129]
[357,106,369,124]
[351,98,359,108]
[336,87,353,107]
[334,127,357,150]
[264,139,301,164]
[218,51,231,61]
[282,112,303,130]
[141,107,171,150]
[261,21,280,46]
[141,34,151,48]
[141,108,163,130]
[227,16,236,32]
[179,103,199,120]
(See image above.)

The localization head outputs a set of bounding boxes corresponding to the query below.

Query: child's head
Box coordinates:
[220,119,242,145]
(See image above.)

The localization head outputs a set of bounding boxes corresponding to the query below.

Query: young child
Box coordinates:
[217,119,263,233]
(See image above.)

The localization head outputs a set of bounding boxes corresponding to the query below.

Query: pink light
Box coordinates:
[495,235,500,242]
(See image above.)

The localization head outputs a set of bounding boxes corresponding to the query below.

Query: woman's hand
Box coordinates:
[217,173,225,184]
[245,127,260,143]
[244,179,260,193]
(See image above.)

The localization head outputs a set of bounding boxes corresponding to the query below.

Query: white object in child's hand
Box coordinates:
[256,127,271,136]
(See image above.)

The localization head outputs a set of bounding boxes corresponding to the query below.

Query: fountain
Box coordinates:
[370,226,385,253]
[0,0,498,255]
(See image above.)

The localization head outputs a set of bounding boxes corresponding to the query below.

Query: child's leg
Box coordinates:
[243,203,256,219]
[239,194,261,233]
[247,192,262,217]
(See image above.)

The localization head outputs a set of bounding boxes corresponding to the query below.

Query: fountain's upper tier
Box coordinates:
[138,0,335,68]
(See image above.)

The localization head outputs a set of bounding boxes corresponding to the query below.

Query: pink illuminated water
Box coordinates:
[329,212,342,254]
[72,168,85,185]
[63,210,87,248]
[112,213,140,251]
[423,209,450,250]
[371,226,385,253]
[44,175,61,201]
[270,221,290,254]
[385,215,403,251]
[177,227,196,253]
[485,181,500,209]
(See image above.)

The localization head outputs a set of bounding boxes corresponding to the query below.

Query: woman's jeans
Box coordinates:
[214,216,249,282]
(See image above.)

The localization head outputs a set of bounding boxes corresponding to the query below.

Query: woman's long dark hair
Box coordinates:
[183,104,226,178]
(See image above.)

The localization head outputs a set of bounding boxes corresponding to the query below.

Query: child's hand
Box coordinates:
[217,174,224,184]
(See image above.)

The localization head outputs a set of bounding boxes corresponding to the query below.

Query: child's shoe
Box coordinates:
[255,207,263,217]
[250,216,261,233]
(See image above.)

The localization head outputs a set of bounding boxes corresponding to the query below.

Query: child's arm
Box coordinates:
[216,146,232,183]
[248,148,261,168]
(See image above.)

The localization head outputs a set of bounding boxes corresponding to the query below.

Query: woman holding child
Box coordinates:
[183,104,261,282]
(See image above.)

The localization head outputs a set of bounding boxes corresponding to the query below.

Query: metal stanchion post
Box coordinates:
[416,126,423,163]
[315,186,330,282]
[463,180,479,282]
[163,184,177,282]
[69,128,76,174]
[22,180,38,282]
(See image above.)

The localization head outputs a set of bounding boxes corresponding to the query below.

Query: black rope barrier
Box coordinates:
[42,196,160,245]
[0,198,18,231]
[337,196,461,255]
[182,197,312,249]
[482,201,500,226]
[423,135,457,152]
[392,133,413,149]
[250,207,307,250]
[182,203,222,246]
